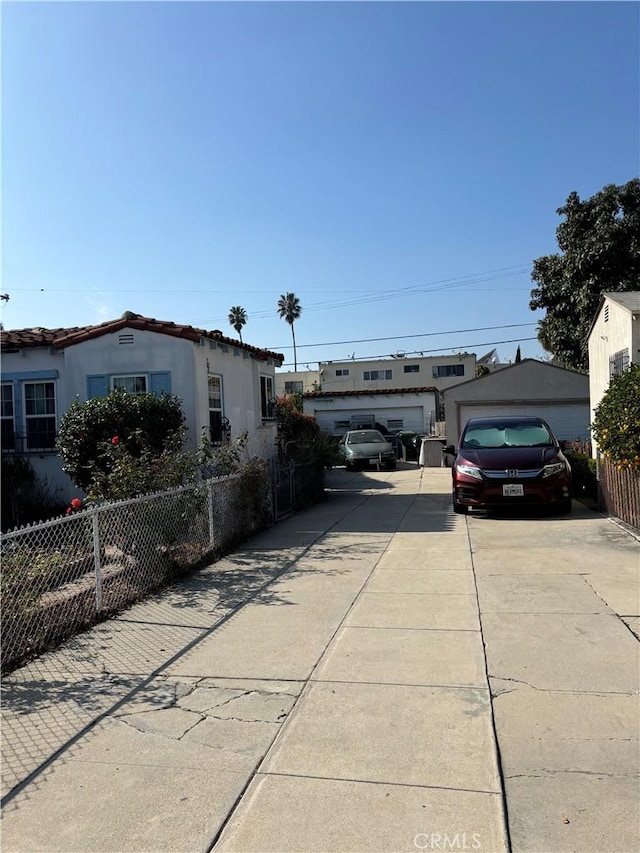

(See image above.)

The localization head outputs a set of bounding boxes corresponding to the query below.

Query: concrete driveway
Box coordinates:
[2,466,638,853]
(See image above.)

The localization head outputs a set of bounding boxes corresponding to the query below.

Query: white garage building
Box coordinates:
[444,360,590,448]
[302,387,439,437]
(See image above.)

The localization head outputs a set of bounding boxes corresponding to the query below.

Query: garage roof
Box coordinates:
[305,386,437,398]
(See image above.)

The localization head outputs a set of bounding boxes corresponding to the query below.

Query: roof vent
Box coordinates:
[604,305,609,323]
[118,334,134,345]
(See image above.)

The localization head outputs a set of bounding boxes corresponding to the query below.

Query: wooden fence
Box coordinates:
[598,457,640,532]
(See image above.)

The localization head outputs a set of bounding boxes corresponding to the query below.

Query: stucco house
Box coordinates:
[443,359,590,449]
[587,291,640,456]
[302,386,439,438]
[1,311,284,501]
[276,351,502,399]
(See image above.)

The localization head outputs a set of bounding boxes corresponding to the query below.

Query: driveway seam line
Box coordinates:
[467,514,514,853]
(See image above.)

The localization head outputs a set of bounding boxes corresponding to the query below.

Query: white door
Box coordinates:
[458,403,590,442]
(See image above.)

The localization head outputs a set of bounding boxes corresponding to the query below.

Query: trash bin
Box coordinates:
[420,438,447,467]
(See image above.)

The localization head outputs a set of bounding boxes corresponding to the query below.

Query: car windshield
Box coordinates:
[461,422,553,449]
[348,430,386,444]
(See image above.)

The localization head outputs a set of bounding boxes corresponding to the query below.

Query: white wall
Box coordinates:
[318,354,476,393]
[275,369,320,396]
[588,297,639,456]
[303,392,438,436]
[2,328,280,503]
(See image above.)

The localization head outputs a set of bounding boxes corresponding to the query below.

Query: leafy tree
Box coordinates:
[591,364,640,472]
[228,306,248,342]
[56,390,188,496]
[277,292,302,370]
[529,179,640,371]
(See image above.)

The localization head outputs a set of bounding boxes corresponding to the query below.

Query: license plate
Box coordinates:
[503,484,524,497]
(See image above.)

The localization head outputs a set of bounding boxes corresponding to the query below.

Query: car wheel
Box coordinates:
[345,459,354,471]
[453,495,468,514]
[386,461,397,470]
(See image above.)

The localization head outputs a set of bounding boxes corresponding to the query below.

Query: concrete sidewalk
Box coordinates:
[2,468,638,853]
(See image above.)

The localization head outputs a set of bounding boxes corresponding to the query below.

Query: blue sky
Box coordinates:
[3,1,638,369]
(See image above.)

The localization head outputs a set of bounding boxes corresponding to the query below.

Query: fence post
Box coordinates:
[92,506,103,611]
[207,479,215,548]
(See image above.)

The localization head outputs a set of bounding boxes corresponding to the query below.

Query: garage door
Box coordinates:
[458,403,590,442]
[314,406,426,436]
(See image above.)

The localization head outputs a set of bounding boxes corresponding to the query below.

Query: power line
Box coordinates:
[278,336,540,368]
[189,265,531,326]
[269,322,537,351]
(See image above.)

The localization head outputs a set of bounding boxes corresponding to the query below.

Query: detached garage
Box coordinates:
[303,387,439,437]
[444,360,590,447]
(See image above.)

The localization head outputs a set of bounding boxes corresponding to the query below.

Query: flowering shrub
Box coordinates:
[591,364,640,472]
[57,390,190,497]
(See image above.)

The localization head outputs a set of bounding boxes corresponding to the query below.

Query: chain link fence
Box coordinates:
[1,460,272,673]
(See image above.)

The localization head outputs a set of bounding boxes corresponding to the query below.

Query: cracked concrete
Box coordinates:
[473,503,640,853]
[2,470,638,853]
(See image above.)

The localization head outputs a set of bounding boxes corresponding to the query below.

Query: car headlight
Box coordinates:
[456,463,482,481]
[349,449,362,458]
[542,462,566,478]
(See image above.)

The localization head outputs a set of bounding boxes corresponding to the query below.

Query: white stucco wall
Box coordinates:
[588,297,639,456]
[275,369,320,396]
[303,391,438,436]
[318,354,476,393]
[2,327,280,504]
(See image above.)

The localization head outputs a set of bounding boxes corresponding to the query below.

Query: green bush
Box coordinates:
[591,364,640,472]
[57,390,191,498]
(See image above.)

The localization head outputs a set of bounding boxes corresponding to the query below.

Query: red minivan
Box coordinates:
[447,416,572,514]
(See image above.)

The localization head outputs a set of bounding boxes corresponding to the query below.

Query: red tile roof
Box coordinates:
[305,387,438,398]
[1,312,284,364]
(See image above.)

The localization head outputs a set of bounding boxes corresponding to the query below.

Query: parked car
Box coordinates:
[338,429,397,471]
[446,416,572,514]
[385,432,403,458]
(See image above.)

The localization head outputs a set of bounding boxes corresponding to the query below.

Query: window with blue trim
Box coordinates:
[112,375,147,394]
[87,372,171,399]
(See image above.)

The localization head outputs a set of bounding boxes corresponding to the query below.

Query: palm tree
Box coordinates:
[228,306,248,342]
[277,292,302,370]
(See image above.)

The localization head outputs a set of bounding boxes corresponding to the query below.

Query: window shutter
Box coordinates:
[150,371,171,395]
[87,375,108,398]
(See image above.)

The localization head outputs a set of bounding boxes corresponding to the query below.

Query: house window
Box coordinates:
[260,375,275,420]
[335,369,350,377]
[363,370,392,381]
[285,381,303,394]
[335,420,350,431]
[432,364,465,378]
[387,419,403,431]
[24,381,56,450]
[208,375,224,443]
[1,384,15,451]
[609,348,629,379]
[112,375,147,395]
[404,364,419,374]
